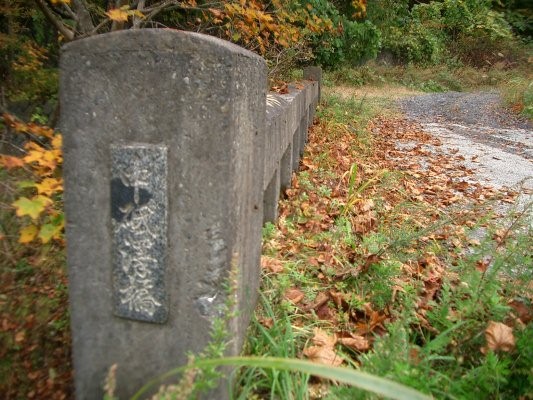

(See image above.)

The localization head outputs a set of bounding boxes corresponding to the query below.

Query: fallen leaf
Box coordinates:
[508,300,532,324]
[261,256,284,273]
[303,345,343,367]
[258,317,274,329]
[19,225,39,244]
[304,291,329,311]
[484,321,515,353]
[12,195,52,220]
[337,336,369,351]
[284,288,305,304]
[15,330,26,343]
[311,327,337,348]
[303,328,343,366]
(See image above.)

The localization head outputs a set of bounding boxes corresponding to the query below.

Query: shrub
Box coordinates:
[306,0,380,68]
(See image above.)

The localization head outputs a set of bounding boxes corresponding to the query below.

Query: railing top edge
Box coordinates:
[61,29,265,63]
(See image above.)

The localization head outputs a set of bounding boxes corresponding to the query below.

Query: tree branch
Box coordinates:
[34,0,75,41]
[71,0,96,34]
[132,0,145,29]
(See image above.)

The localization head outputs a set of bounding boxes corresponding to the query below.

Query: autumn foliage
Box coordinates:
[1,114,64,244]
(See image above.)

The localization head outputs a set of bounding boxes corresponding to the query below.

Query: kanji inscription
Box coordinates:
[110,144,168,323]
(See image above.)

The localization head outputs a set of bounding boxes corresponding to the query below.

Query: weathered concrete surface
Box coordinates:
[263,81,319,221]
[61,29,266,399]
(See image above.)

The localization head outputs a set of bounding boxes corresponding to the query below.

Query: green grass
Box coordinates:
[235,89,533,399]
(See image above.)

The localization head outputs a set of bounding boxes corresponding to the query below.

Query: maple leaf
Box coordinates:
[106,8,129,22]
[0,155,24,169]
[35,177,63,196]
[12,196,52,220]
[303,328,343,367]
[38,222,63,244]
[19,225,39,244]
[51,134,62,150]
[484,321,515,353]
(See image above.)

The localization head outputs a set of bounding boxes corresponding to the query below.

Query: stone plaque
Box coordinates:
[110,144,168,323]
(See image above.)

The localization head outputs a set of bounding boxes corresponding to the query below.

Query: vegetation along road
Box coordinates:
[1,0,532,398]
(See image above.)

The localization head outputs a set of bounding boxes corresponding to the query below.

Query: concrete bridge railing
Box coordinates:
[60,29,320,399]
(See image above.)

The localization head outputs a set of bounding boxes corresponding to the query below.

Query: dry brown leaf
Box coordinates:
[15,330,26,343]
[509,299,533,324]
[337,336,370,351]
[258,317,274,329]
[303,345,343,367]
[329,290,347,308]
[284,288,305,304]
[484,321,515,353]
[311,327,337,348]
[304,291,329,311]
[260,256,284,273]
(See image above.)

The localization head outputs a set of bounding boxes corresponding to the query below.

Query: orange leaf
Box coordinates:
[0,155,24,169]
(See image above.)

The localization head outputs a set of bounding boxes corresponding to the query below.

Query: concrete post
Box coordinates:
[60,29,266,399]
[304,66,322,102]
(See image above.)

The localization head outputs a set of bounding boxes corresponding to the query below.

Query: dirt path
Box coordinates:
[400,91,533,195]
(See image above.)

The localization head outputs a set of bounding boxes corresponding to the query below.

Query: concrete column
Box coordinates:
[279,143,293,193]
[263,169,280,223]
[60,29,266,399]
[303,66,322,101]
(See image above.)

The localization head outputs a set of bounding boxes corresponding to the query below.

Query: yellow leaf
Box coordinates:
[24,149,43,164]
[106,8,129,22]
[51,0,71,4]
[19,225,39,244]
[35,178,63,196]
[51,134,62,150]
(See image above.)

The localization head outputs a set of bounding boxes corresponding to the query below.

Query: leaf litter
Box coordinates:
[260,101,532,396]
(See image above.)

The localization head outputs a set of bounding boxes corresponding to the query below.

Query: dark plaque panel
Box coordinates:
[110,144,168,323]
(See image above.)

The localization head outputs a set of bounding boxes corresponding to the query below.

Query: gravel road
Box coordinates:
[400,91,533,194]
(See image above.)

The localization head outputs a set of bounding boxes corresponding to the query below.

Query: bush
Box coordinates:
[367,0,520,67]
[306,0,380,68]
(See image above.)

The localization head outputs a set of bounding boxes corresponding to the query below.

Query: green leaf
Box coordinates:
[17,180,37,189]
[38,223,58,243]
[133,356,432,400]
[12,195,51,220]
